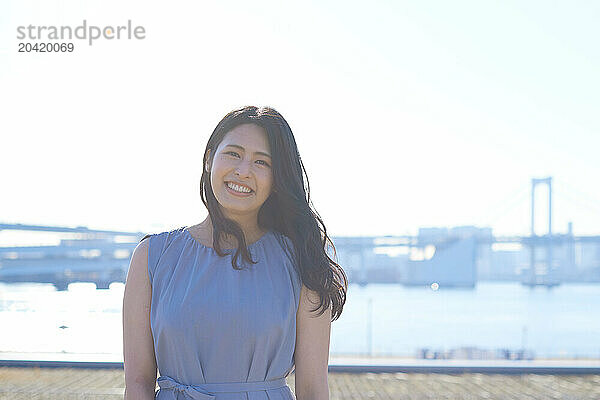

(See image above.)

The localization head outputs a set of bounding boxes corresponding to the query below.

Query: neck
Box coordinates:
[201,215,266,244]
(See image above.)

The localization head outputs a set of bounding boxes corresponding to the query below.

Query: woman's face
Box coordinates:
[207,123,273,218]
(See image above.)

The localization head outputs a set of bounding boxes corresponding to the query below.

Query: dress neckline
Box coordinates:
[182,226,271,251]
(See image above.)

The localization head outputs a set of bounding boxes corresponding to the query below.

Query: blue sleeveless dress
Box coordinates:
[147,226,302,400]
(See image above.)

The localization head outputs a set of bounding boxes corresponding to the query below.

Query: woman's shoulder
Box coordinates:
[139,226,187,250]
[271,231,299,264]
[142,226,188,284]
[270,230,292,250]
[148,225,187,236]
[270,231,303,288]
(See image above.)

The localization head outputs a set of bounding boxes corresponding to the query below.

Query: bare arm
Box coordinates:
[122,237,158,400]
[293,284,332,400]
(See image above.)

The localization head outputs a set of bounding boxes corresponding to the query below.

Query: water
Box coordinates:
[336,282,600,358]
[0,281,598,359]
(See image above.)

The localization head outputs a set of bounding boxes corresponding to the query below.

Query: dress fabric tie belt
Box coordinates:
[156,375,287,400]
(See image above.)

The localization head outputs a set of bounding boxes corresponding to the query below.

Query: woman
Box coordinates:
[122,105,347,400]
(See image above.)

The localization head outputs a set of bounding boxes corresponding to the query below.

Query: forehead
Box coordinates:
[219,124,269,150]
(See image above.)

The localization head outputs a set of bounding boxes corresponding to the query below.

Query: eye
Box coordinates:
[256,160,270,167]
[225,151,240,157]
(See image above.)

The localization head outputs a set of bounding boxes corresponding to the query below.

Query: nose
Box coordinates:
[234,159,252,177]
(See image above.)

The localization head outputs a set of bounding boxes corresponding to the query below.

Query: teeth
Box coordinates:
[227,182,252,193]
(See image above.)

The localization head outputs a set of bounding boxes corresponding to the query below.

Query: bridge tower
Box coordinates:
[528,177,558,286]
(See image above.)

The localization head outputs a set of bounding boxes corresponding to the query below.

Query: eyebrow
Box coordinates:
[223,144,271,159]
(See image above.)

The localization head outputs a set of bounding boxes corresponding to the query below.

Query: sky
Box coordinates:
[1,0,599,239]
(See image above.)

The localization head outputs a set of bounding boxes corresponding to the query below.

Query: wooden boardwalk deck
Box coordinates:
[0,367,598,399]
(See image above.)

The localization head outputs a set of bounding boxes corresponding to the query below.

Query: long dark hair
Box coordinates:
[200,105,347,321]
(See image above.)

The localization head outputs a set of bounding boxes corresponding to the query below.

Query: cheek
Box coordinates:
[211,159,231,178]
[209,167,224,189]
[262,176,274,194]
[259,170,273,184]
[212,158,226,171]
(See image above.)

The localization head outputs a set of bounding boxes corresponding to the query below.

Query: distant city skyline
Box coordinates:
[1,0,599,238]
[2,221,598,285]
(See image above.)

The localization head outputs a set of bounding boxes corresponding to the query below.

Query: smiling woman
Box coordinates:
[123,105,348,400]
[205,123,274,234]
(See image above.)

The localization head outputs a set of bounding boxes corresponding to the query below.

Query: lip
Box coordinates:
[224,181,254,197]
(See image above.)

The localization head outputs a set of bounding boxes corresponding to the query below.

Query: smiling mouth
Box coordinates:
[225,181,254,194]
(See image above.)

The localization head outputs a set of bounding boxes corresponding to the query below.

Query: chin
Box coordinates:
[218,198,256,213]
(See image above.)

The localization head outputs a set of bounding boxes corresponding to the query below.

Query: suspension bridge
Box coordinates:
[1,176,599,289]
